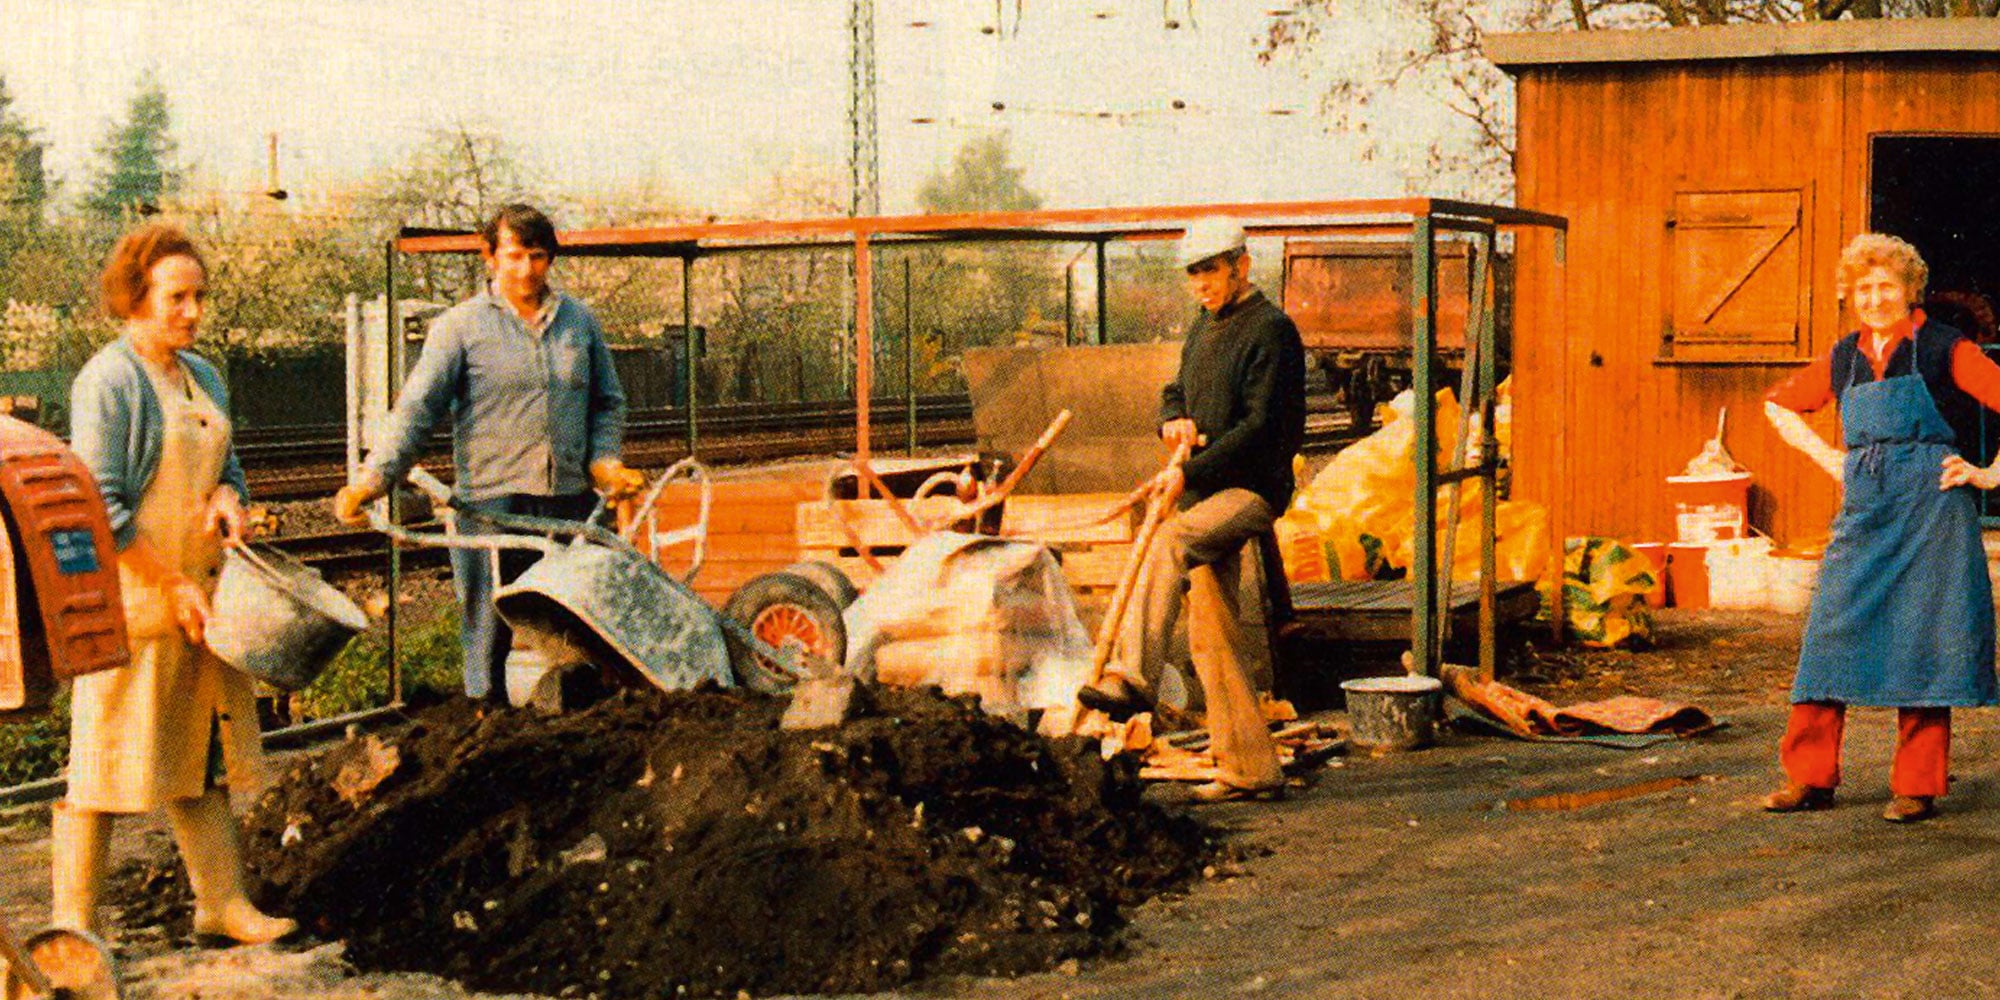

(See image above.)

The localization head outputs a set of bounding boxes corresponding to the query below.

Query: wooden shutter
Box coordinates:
[1662,188,1809,361]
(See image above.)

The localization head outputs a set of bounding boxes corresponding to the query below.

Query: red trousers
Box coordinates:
[1779,702,1950,798]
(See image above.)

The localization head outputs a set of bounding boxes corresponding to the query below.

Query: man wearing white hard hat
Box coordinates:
[1078,216,1306,802]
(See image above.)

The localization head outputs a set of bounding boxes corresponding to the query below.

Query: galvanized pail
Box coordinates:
[206,543,369,691]
[1341,675,1443,752]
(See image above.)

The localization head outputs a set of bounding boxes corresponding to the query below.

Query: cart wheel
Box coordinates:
[782,560,859,609]
[3,929,121,1000]
[723,572,847,695]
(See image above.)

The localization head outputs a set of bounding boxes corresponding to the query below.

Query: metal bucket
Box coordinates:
[1341,675,1443,752]
[206,543,370,691]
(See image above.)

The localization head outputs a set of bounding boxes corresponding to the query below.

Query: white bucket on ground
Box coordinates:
[1767,550,1821,615]
[504,646,553,708]
[1703,537,1773,610]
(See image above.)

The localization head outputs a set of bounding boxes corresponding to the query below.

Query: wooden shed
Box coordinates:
[1489,19,2000,545]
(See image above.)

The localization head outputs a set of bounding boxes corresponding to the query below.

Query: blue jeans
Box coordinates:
[448,492,598,700]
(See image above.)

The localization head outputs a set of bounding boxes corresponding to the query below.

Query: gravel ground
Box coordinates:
[12,607,2000,998]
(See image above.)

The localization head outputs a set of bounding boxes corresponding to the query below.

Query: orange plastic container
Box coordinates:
[1629,542,1669,609]
[1667,542,1710,610]
[1666,472,1752,543]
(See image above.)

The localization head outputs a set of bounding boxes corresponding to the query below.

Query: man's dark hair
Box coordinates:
[480,203,560,257]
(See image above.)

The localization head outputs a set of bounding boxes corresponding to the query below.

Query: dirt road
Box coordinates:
[11,608,2000,999]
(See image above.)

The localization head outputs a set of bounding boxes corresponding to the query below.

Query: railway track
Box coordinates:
[263,405,1367,581]
[239,398,980,499]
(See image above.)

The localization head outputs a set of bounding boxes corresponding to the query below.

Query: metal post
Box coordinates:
[682,255,698,456]
[1474,230,1499,682]
[1064,258,1074,346]
[1094,239,1108,346]
[855,233,874,481]
[1550,229,1570,644]
[383,238,402,706]
[904,256,917,455]
[1410,215,1438,677]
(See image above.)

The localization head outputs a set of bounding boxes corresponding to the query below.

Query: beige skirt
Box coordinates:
[65,570,266,813]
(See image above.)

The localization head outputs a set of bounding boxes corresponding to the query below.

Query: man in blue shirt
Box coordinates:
[334,203,643,702]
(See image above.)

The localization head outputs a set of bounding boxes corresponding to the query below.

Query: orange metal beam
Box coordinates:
[393,197,1513,255]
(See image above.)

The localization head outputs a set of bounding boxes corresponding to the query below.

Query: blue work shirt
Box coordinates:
[365,286,627,502]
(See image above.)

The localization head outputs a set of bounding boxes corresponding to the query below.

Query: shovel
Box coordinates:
[1072,437,1201,739]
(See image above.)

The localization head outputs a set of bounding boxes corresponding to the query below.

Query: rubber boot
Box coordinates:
[49,800,111,936]
[163,791,296,945]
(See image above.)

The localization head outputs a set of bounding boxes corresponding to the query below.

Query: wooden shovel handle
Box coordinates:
[1086,438,1193,683]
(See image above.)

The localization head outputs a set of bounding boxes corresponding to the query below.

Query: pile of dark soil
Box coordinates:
[112,685,1209,998]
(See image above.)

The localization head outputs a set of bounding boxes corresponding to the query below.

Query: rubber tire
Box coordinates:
[783,560,859,609]
[2,928,120,1000]
[722,571,848,695]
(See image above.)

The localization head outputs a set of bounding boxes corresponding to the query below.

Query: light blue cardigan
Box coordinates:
[68,337,249,550]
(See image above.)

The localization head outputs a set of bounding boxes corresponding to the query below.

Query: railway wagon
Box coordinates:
[1283,239,1513,431]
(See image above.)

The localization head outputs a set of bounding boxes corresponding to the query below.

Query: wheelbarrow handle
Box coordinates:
[467,507,630,552]
[365,512,565,556]
[405,466,454,506]
[621,457,712,583]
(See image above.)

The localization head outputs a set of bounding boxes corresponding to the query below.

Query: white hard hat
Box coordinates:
[1175,216,1247,270]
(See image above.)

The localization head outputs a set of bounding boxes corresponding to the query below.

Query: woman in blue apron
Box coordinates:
[1763,233,2000,823]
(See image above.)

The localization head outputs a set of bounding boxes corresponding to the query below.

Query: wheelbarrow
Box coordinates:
[0,917,119,999]
[374,464,845,698]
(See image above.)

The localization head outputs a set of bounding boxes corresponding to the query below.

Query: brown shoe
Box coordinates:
[1190,781,1285,804]
[1762,783,1835,812]
[1882,795,1938,823]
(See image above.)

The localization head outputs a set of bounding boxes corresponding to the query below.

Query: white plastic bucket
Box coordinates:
[1767,550,1821,615]
[1703,537,1772,610]
[504,646,553,708]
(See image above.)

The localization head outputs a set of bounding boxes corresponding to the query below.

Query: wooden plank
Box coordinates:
[1486,20,2000,71]
[645,503,807,536]
[1000,494,1136,544]
[1050,544,1134,590]
[795,498,967,550]
[1286,580,1541,644]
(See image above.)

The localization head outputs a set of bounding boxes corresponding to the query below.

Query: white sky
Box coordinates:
[0,1,1448,214]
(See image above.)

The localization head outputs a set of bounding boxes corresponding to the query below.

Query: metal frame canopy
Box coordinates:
[392,197,1569,677]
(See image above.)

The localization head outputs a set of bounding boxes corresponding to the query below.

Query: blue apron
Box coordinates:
[1792,367,1998,707]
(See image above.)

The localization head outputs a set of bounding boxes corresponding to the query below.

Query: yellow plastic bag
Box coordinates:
[1537,537,1656,649]
[1293,383,1546,584]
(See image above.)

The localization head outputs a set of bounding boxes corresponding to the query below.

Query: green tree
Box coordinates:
[915,132,1042,214]
[0,76,48,220]
[84,75,181,219]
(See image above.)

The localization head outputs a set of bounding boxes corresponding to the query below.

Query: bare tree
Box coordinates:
[1259,0,1992,201]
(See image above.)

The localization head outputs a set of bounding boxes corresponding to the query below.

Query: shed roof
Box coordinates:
[1486,18,2000,71]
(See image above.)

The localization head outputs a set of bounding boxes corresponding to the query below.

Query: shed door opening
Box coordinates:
[1870,135,2000,344]
[1871,134,2000,510]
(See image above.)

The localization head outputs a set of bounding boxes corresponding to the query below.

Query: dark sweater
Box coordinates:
[1158,290,1307,511]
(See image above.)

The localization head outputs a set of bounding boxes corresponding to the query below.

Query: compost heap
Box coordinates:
[109,685,1209,998]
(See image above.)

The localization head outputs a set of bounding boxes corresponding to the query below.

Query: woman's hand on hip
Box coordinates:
[204,486,245,543]
[1939,454,2000,491]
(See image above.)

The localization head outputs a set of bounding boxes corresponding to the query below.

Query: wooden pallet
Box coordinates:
[794,491,1140,593]
[1283,579,1542,643]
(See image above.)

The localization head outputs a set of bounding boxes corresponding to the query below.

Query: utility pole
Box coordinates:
[848,0,878,218]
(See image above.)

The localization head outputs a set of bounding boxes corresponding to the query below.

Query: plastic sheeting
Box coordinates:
[1287,381,1549,585]
[844,531,1094,735]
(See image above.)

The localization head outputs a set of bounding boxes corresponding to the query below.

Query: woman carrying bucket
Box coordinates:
[53,224,295,942]
[1762,233,2000,824]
